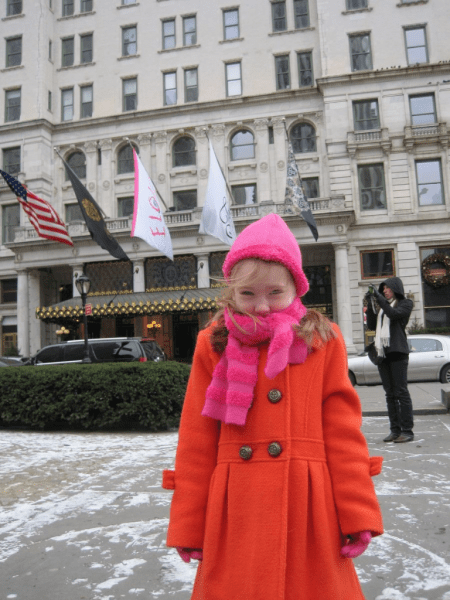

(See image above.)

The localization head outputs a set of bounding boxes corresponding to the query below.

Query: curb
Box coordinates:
[362,407,449,417]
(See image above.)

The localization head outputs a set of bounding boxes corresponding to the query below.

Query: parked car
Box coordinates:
[26,337,166,366]
[348,334,450,386]
[0,356,26,366]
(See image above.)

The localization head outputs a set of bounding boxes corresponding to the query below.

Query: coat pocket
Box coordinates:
[162,469,175,490]
[369,456,383,477]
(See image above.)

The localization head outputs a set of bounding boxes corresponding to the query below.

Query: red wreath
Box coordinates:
[421,253,450,288]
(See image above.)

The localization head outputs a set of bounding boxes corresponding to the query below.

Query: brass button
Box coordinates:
[239,445,253,460]
[268,389,282,403]
[267,442,282,457]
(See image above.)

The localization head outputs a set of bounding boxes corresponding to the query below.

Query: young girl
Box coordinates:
[163,214,383,600]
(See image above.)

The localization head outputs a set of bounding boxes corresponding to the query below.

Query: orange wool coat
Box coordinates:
[163,323,383,600]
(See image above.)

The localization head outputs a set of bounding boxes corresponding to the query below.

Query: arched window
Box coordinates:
[290,123,316,153]
[118,144,138,175]
[65,151,86,180]
[173,136,196,167]
[230,130,255,161]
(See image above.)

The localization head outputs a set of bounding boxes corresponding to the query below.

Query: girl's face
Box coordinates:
[383,286,394,300]
[232,260,297,315]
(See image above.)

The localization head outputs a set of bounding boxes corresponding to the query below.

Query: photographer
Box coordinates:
[365,277,414,443]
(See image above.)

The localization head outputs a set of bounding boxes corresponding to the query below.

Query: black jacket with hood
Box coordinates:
[366,277,413,355]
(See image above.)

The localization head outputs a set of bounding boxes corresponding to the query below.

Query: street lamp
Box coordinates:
[75,274,91,363]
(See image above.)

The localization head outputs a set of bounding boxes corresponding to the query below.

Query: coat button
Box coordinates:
[268,389,282,403]
[267,442,282,457]
[239,445,253,460]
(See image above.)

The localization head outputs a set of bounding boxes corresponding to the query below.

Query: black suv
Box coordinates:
[27,337,166,366]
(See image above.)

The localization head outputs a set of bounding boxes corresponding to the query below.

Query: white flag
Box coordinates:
[131,149,173,260]
[199,140,236,246]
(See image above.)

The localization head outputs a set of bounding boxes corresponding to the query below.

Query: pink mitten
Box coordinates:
[340,531,372,558]
[176,547,203,563]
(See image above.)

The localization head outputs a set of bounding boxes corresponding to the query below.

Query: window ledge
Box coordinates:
[1,65,24,73]
[219,37,244,44]
[342,7,373,15]
[418,203,446,212]
[114,174,134,184]
[397,0,428,5]
[269,27,315,37]
[57,11,96,20]
[118,54,140,61]
[1,13,25,21]
[158,44,201,54]
[170,167,197,177]
[57,62,96,71]
[117,2,140,8]
[228,161,257,171]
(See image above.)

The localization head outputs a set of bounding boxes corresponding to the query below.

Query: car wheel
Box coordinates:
[440,364,450,384]
[348,371,356,386]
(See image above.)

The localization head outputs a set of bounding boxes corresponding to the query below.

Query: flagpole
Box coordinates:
[205,131,236,209]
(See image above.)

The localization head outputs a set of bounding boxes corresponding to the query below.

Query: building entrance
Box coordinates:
[303,265,333,320]
[172,313,199,363]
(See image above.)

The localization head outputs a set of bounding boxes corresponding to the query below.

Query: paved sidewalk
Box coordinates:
[357,381,449,416]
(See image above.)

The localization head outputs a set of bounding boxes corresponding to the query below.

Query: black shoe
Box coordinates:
[393,434,414,443]
[383,433,400,442]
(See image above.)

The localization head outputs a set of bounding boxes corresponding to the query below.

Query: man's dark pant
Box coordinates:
[378,355,414,436]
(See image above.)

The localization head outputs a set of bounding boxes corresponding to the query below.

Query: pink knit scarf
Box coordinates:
[202,298,308,425]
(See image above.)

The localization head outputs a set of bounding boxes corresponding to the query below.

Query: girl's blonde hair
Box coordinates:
[209,259,336,353]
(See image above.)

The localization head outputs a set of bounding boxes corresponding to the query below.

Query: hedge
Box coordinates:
[0,361,191,431]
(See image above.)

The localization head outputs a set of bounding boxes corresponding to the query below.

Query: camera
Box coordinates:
[368,285,374,294]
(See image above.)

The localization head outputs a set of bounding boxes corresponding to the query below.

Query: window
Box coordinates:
[3,147,20,174]
[409,338,443,353]
[410,94,436,125]
[48,90,52,111]
[80,85,93,118]
[416,160,444,206]
[232,184,257,205]
[353,99,380,130]
[61,37,74,67]
[122,0,136,4]
[294,0,309,28]
[117,145,136,174]
[173,190,197,211]
[173,136,196,167]
[7,0,22,16]
[2,205,20,244]
[65,151,86,179]
[184,68,198,102]
[349,33,372,71]
[164,71,177,105]
[223,9,239,40]
[275,55,290,90]
[271,1,286,32]
[122,26,137,56]
[230,130,255,160]
[226,62,242,96]
[122,77,137,111]
[5,89,21,122]
[1,279,17,303]
[298,51,313,86]
[183,15,196,46]
[346,0,367,8]
[360,250,394,279]
[61,88,74,121]
[162,19,175,49]
[404,26,428,65]
[80,33,93,63]
[420,247,450,328]
[62,0,74,16]
[6,36,22,67]
[118,197,134,217]
[80,0,92,12]
[49,39,52,60]
[65,203,83,222]
[302,177,319,198]
[290,123,316,153]
[358,164,386,210]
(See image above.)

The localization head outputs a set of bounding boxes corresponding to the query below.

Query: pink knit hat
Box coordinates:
[222,213,309,297]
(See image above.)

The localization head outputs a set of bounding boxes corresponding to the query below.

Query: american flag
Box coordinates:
[0,169,73,246]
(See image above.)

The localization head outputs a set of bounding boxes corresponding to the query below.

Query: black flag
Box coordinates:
[60,156,129,260]
[284,143,319,241]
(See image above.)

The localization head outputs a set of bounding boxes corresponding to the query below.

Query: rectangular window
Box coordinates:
[122,77,137,111]
[272,1,287,32]
[349,33,372,71]
[410,94,436,125]
[122,0,136,4]
[302,177,320,199]
[164,71,177,105]
[353,99,380,131]
[183,15,196,46]
[1,279,17,303]
[7,0,22,16]
[184,68,198,102]
[173,190,197,211]
[162,19,176,49]
[6,36,22,67]
[2,205,20,244]
[80,33,93,63]
[226,62,242,96]
[275,55,290,90]
[416,160,444,206]
[294,0,309,29]
[3,147,20,174]
[122,26,137,56]
[65,203,83,222]
[346,0,368,9]
[80,0,92,12]
[361,250,394,279]
[232,184,257,205]
[297,51,313,86]
[420,247,450,328]
[223,8,239,40]
[61,88,74,121]
[118,197,134,217]
[358,164,386,210]
[49,39,52,60]
[5,89,21,122]
[62,0,74,16]
[404,26,428,65]
[48,90,52,111]
[61,37,74,67]
[80,85,93,118]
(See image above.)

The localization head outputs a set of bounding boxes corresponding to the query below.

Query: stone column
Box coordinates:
[196,254,210,288]
[272,117,287,203]
[28,269,42,356]
[154,131,169,207]
[84,141,98,192]
[16,269,29,357]
[98,138,113,210]
[195,127,209,208]
[254,118,271,202]
[211,124,226,169]
[133,259,145,292]
[137,134,152,174]
[333,243,357,354]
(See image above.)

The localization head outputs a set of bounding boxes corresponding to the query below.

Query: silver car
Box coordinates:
[348,334,450,386]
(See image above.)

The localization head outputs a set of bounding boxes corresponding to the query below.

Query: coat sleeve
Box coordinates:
[376,294,413,321]
[321,326,384,538]
[164,328,220,549]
